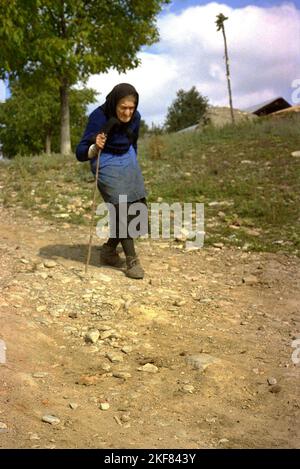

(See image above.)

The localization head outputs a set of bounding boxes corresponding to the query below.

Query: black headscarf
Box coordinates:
[101,83,139,122]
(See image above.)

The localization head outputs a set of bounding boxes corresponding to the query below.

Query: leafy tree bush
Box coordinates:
[0,80,96,157]
[0,0,169,154]
[165,86,209,132]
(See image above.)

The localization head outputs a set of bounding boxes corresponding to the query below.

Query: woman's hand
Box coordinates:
[95,132,107,150]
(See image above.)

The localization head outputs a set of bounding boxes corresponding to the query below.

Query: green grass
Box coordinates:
[0,115,299,255]
[139,116,300,254]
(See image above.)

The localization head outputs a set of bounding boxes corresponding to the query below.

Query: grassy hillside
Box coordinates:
[0,115,299,255]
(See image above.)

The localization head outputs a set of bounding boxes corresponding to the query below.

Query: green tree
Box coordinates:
[139,119,150,138]
[164,87,209,132]
[0,80,96,158]
[149,123,165,135]
[216,13,235,124]
[0,0,169,154]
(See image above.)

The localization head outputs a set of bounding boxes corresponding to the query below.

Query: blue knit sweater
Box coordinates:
[76,106,141,162]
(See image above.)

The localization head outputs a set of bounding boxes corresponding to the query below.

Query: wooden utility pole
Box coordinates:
[216,13,235,124]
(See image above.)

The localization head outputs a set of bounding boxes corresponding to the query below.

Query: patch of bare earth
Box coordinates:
[0,206,299,448]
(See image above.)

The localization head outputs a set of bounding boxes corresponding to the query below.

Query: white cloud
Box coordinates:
[86,2,300,125]
[87,52,179,125]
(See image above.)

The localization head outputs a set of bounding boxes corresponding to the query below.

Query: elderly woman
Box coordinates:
[76,83,147,279]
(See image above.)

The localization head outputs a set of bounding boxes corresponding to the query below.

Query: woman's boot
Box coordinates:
[125,256,144,279]
[100,243,125,268]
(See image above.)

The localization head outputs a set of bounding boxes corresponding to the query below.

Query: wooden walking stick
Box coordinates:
[85,117,119,274]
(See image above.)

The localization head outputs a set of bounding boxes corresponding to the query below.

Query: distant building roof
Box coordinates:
[177,124,198,133]
[271,104,300,116]
[243,97,291,116]
[176,106,257,133]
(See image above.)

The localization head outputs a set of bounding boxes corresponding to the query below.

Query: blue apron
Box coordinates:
[90,145,147,205]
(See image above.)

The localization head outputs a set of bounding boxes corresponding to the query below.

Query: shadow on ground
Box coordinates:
[38,243,123,269]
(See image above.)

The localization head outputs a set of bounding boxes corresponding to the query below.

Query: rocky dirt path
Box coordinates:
[0,205,299,448]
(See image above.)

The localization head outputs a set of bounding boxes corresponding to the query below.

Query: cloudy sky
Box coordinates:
[87,0,300,125]
[1,0,299,125]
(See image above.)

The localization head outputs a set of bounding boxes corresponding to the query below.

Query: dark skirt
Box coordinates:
[109,197,148,239]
